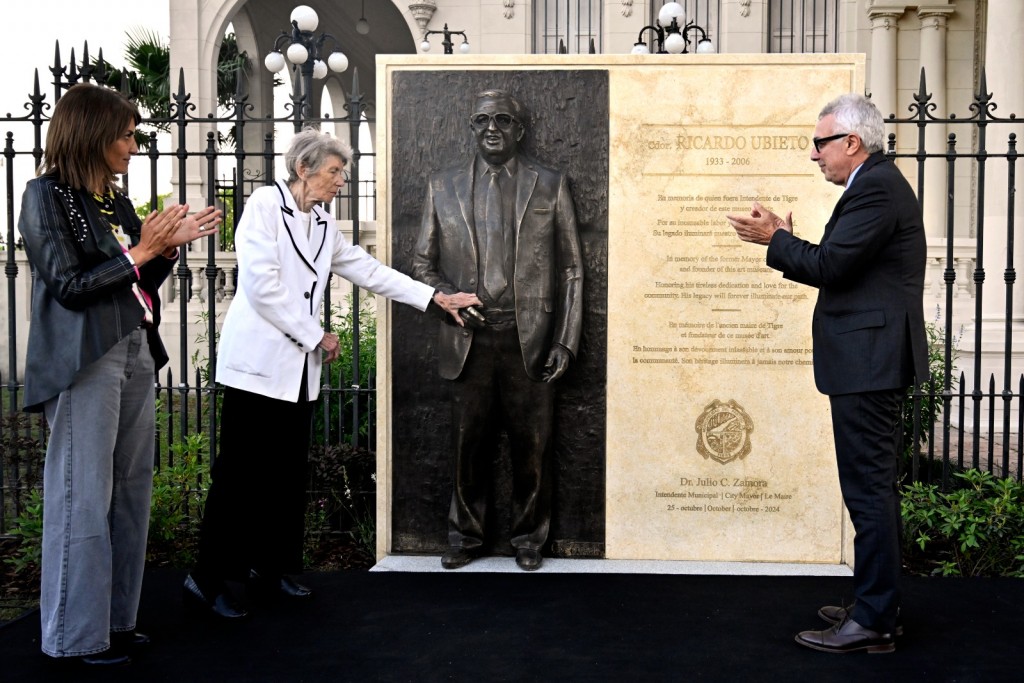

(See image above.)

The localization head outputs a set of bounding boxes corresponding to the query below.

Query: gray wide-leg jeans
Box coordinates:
[40,330,155,657]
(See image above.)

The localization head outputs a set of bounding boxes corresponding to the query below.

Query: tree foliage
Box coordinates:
[97,27,250,147]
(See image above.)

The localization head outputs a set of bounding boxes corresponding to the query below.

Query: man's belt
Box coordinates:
[481,308,516,325]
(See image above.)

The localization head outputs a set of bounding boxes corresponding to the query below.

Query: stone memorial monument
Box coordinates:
[376,54,864,572]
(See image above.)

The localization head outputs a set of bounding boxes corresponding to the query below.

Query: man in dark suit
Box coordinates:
[412,89,584,571]
[727,93,927,653]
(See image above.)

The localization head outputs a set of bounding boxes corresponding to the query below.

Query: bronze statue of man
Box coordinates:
[412,89,584,571]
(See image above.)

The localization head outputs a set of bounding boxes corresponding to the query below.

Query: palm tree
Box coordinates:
[122,27,172,122]
[97,27,250,147]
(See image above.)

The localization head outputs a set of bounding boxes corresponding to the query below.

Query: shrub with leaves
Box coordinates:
[901,469,1024,577]
[1,412,45,514]
[305,442,376,560]
[3,489,43,581]
[311,295,378,448]
[147,433,210,567]
[902,320,960,466]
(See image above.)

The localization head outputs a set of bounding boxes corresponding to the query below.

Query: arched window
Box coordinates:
[768,0,840,53]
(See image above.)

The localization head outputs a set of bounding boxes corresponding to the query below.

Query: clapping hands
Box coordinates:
[132,204,223,264]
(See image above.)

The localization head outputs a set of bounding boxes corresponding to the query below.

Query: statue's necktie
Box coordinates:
[483,168,507,299]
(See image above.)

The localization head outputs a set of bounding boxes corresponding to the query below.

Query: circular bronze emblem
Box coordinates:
[694,399,754,465]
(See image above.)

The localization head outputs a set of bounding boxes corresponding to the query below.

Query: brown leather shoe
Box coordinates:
[441,547,482,569]
[795,617,895,654]
[818,605,904,637]
[515,548,543,571]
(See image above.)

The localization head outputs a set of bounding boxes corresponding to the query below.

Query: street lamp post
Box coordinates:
[631,2,716,55]
[263,5,349,120]
[420,23,471,54]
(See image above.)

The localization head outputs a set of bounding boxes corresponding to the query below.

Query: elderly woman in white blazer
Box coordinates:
[184,128,479,618]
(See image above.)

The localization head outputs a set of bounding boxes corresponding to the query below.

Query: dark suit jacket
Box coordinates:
[412,154,583,381]
[18,174,172,412]
[766,151,928,396]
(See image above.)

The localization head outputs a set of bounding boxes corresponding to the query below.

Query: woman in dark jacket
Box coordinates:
[18,83,220,666]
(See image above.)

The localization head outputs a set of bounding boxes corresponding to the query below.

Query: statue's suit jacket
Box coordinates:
[412,155,584,381]
[766,151,929,395]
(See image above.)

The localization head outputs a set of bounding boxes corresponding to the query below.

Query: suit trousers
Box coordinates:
[448,324,554,552]
[829,388,905,634]
[40,329,155,657]
[196,382,314,584]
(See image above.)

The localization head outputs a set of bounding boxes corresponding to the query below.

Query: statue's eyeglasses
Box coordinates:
[812,133,850,153]
[470,113,518,131]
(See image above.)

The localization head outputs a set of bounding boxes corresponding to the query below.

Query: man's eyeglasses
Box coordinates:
[813,132,850,153]
[471,113,518,131]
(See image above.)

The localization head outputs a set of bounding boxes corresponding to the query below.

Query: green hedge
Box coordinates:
[901,469,1024,577]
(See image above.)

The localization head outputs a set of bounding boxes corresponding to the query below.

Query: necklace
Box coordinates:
[91,189,115,216]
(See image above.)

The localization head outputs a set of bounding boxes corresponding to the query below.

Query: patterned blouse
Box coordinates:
[92,189,155,326]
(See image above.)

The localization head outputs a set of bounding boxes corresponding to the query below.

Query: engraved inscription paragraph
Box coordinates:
[605,60,862,563]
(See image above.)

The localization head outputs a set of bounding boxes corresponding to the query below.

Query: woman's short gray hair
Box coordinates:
[819,93,885,154]
[284,127,352,183]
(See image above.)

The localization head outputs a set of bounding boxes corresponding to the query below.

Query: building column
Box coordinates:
[962,0,1024,433]
[918,6,954,241]
[867,6,904,125]
[979,0,1024,318]
[168,4,219,212]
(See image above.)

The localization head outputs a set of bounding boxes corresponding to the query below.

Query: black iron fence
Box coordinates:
[1,43,377,532]
[890,69,1022,488]
[1,45,1022,535]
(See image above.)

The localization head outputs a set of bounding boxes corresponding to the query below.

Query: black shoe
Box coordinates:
[818,605,904,637]
[795,617,895,654]
[441,547,482,569]
[279,575,313,598]
[111,631,151,649]
[249,569,313,599]
[72,649,131,666]
[515,548,543,571]
[183,573,248,619]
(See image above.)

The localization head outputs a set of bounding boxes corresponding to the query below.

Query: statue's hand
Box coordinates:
[434,291,483,327]
[458,306,487,329]
[542,345,572,382]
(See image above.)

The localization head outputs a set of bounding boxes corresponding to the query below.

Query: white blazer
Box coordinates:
[216,181,433,402]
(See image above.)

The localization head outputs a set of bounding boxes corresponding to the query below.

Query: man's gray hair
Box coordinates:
[819,93,885,154]
[284,127,352,183]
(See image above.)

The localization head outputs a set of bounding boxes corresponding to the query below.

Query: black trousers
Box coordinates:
[195,383,315,582]
[829,388,905,633]
[447,324,554,552]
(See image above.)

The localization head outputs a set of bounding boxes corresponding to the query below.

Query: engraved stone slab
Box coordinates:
[376,54,864,569]
[605,57,862,563]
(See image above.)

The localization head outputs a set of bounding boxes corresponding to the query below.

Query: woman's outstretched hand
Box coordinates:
[132,204,223,264]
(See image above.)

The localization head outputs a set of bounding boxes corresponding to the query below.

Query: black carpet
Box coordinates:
[1,567,1021,682]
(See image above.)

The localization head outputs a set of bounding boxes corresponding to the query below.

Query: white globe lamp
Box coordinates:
[659,2,685,27]
[291,5,318,32]
[264,51,286,73]
[327,52,349,73]
[286,42,309,65]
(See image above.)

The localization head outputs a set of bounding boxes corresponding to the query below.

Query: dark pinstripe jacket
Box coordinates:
[17,174,173,411]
